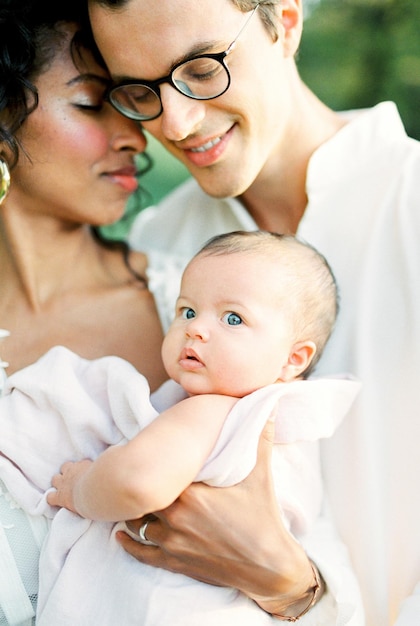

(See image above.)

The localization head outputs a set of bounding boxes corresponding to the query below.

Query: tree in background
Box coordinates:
[299,0,420,139]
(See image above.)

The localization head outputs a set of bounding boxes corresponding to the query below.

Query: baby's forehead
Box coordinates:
[189,248,301,277]
[183,251,297,300]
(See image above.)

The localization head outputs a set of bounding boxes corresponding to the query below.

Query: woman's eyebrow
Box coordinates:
[66,73,111,88]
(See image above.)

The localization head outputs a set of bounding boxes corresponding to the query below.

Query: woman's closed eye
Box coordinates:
[73,101,104,112]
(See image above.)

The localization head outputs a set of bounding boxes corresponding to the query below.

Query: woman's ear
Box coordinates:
[278,340,317,382]
[277,0,303,57]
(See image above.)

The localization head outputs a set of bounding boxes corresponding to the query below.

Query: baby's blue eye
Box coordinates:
[181,307,196,320]
[223,312,242,326]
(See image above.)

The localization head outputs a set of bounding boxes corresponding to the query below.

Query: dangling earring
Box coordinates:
[0,157,11,205]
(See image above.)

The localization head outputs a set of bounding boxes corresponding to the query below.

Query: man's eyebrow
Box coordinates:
[66,73,111,88]
[111,39,225,83]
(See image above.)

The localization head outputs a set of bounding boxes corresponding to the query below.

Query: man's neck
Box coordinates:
[239,170,308,235]
[239,87,348,234]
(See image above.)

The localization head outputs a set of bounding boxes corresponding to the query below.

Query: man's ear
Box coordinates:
[277,0,303,57]
[278,340,317,382]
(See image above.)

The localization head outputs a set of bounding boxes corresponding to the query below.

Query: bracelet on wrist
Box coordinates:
[271,560,323,622]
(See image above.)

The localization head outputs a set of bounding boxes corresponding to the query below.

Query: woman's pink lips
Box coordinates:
[106,167,138,192]
[109,174,138,192]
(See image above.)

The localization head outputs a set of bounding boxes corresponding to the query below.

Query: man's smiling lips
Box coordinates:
[180,126,234,167]
[190,137,222,153]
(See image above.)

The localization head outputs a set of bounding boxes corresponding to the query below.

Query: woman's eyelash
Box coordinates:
[74,103,103,111]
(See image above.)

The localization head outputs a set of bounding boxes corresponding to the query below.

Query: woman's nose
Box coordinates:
[109,109,147,155]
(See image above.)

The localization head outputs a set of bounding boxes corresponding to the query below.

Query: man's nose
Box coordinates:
[158,83,206,141]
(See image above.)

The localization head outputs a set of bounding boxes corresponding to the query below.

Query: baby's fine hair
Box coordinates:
[196,231,339,378]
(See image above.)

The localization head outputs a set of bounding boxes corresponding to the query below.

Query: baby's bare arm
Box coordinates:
[48,394,238,521]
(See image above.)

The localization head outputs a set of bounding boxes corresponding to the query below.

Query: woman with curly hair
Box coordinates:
[0,2,169,622]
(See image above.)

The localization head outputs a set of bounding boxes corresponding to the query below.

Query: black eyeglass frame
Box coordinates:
[106,3,260,122]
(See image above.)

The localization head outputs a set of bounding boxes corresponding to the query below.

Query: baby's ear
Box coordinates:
[280,340,317,382]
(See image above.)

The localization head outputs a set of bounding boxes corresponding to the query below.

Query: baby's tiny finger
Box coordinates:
[46,488,58,506]
[51,473,61,489]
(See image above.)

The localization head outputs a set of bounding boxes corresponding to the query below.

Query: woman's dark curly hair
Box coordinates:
[0,0,150,267]
[0,0,102,167]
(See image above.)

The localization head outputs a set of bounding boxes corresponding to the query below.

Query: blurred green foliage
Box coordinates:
[101,0,420,240]
[139,132,191,208]
[299,0,420,140]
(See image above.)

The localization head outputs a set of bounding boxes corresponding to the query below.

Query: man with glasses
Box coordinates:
[106,4,259,122]
[88,1,420,625]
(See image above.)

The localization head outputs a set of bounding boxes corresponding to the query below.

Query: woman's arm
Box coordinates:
[48,393,238,521]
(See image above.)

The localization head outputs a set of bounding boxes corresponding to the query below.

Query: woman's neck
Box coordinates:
[0,207,167,390]
[0,209,117,311]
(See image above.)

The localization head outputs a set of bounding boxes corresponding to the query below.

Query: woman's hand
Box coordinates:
[117,421,321,618]
[47,459,93,513]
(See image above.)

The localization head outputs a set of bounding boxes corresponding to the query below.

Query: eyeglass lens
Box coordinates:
[110,55,230,121]
[173,56,229,98]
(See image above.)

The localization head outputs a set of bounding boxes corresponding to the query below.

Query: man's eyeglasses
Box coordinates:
[107,3,260,122]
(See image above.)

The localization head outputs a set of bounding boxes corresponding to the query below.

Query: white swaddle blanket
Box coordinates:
[0,347,359,625]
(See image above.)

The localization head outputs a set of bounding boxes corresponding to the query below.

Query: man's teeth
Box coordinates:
[191,137,222,153]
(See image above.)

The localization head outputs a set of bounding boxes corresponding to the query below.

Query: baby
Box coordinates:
[0,231,360,625]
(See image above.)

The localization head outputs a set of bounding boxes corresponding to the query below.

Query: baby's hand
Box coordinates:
[47,459,93,513]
